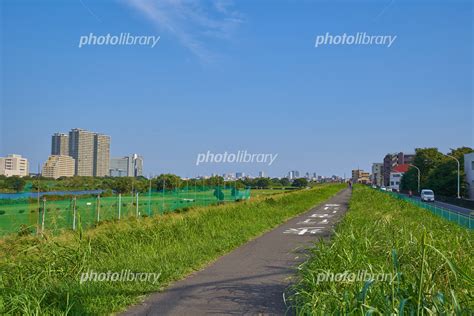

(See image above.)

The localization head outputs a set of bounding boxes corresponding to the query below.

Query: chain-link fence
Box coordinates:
[0,186,251,237]
[377,189,473,229]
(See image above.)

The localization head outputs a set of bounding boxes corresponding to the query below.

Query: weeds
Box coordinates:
[0,184,344,315]
[289,186,473,314]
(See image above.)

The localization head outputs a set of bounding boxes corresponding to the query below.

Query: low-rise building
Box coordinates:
[352,169,370,184]
[464,152,474,200]
[0,154,29,177]
[389,164,410,192]
[42,155,75,179]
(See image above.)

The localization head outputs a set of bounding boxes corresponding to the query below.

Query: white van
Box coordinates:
[421,189,435,202]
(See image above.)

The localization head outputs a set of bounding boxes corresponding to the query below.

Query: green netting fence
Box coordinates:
[378,189,473,229]
[0,186,251,237]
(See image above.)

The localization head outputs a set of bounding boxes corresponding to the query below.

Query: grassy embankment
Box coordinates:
[0,184,345,315]
[290,185,473,314]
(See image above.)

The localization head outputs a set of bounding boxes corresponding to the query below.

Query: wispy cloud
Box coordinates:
[122,0,243,62]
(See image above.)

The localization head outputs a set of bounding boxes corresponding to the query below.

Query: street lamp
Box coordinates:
[408,164,421,194]
[445,154,461,199]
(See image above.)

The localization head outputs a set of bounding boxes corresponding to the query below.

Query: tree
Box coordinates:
[255,177,271,189]
[153,174,182,191]
[292,178,308,188]
[425,147,473,197]
[279,178,291,187]
[5,176,26,193]
[400,168,418,192]
[401,147,473,197]
[110,177,134,194]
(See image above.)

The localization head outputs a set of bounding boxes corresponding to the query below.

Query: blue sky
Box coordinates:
[1,0,472,178]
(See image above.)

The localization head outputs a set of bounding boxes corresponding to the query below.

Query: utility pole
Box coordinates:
[408,164,421,194]
[446,154,461,199]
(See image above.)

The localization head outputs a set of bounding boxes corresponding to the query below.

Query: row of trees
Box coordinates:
[0,176,26,193]
[400,147,473,197]
[0,174,311,194]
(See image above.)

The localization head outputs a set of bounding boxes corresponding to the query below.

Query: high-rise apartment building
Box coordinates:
[94,134,110,177]
[133,154,143,177]
[0,154,29,177]
[69,129,95,176]
[51,133,69,156]
[287,170,300,180]
[42,155,75,179]
[59,128,110,177]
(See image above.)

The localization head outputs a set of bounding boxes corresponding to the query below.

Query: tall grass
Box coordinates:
[289,186,473,315]
[0,184,344,315]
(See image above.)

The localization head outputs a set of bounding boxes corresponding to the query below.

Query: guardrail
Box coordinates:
[376,189,473,230]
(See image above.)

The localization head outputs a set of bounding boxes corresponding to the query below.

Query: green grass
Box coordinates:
[0,184,344,315]
[289,185,473,315]
[0,188,250,237]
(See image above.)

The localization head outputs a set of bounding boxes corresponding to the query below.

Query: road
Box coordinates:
[400,194,473,217]
[122,188,351,316]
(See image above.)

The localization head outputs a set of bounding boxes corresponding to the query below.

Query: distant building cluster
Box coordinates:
[352,152,414,190]
[110,154,143,177]
[0,128,144,179]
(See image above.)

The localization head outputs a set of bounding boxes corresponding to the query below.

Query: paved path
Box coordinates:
[123,189,351,316]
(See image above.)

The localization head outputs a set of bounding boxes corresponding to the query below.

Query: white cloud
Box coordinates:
[122,0,243,62]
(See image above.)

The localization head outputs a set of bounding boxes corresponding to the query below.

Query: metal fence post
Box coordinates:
[97,195,101,223]
[118,193,122,220]
[136,192,139,217]
[72,196,77,230]
[41,197,46,233]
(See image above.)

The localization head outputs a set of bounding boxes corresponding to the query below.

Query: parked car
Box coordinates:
[421,189,435,202]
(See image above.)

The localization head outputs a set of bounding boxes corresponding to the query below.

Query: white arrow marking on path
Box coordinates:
[310,213,330,218]
[283,227,325,235]
[325,204,340,207]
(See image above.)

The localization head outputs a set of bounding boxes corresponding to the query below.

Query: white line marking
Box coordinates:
[310,213,329,218]
[332,210,337,213]
[324,206,329,210]
[283,227,325,235]
[298,220,318,225]
[320,219,329,224]
[325,204,340,206]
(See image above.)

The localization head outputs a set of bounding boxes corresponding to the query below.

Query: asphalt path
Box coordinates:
[122,188,352,316]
